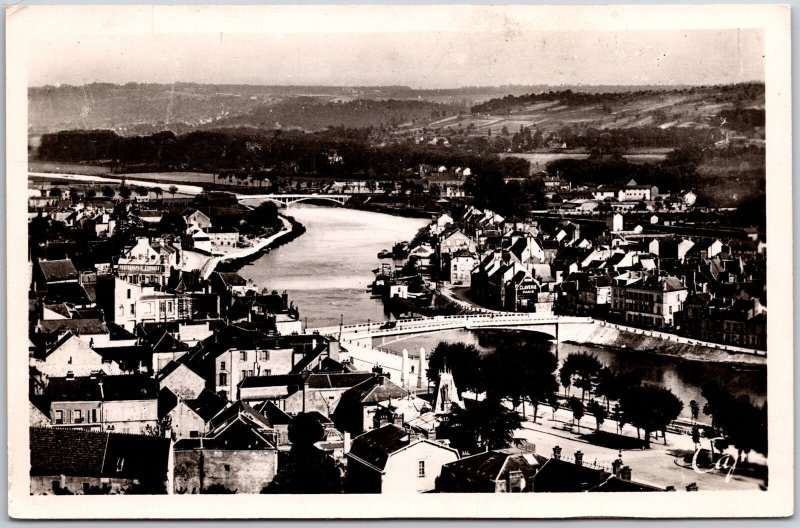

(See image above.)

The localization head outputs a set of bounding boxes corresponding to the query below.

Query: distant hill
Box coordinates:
[28,82,717,135]
[214,97,463,131]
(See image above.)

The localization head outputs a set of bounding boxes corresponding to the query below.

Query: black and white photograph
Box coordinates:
[5,3,793,519]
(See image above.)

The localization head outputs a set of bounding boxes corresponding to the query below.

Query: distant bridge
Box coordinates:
[310,313,595,344]
[237,193,352,207]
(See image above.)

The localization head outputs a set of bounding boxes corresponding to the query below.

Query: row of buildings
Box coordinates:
[424,202,766,348]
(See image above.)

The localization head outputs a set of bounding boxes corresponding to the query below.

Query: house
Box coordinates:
[44,374,159,434]
[610,273,688,328]
[159,359,208,401]
[429,213,454,236]
[30,427,171,495]
[346,424,460,493]
[436,448,545,493]
[147,327,192,373]
[31,331,124,380]
[450,250,476,286]
[35,318,111,349]
[281,371,376,417]
[438,228,476,258]
[529,449,663,492]
[182,208,212,230]
[210,271,251,313]
[32,258,79,293]
[111,277,193,332]
[205,226,240,249]
[173,401,278,494]
[332,374,409,435]
[160,387,229,440]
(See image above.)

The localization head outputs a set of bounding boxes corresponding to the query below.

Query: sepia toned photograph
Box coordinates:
[5,3,793,519]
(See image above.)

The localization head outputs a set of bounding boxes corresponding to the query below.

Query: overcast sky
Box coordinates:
[23,7,764,88]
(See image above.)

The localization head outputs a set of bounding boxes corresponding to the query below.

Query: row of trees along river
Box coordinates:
[427,335,767,458]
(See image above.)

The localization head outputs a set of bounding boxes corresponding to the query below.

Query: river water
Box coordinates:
[239,204,766,419]
[238,204,428,328]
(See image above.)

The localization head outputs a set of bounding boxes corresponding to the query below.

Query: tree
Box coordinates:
[168,185,179,198]
[587,399,607,431]
[569,397,585,430]
[691,425,701,450]
[49,187,63,198]
[437,397,522,455]
[619,385,683,448]
[426,341,483,395]
[101,186,115,198]
[157,212,187,236]
[118,185,132,200]
[520,346,559,423]
[134,186,149,197]
[246,201,280,230]
[85,189,97,202]
[151,186,164,201]
[689,400,700,423]
[264,413,342,494]
[561,352,603,402]
[548,393,560,421]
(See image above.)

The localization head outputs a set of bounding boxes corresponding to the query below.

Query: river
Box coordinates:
[238,204,765,419]
[237,204,429,328]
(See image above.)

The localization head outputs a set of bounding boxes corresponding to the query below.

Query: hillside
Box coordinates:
[390,83,765,147]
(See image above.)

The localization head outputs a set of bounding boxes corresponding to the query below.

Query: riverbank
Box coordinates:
[199,215,305,278]
[214,215,307,275]
[561,320,766,366]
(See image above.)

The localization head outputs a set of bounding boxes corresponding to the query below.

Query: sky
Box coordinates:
[21,7,764,89]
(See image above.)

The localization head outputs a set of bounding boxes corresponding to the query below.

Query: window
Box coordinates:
[240,351,247,361]
[167,302,173,312]
[220,361,226,371]
[54,410,64,424]
[130,304,135,315]
[418,460,426,477]
[224,464,231,472]
[89,409,98,423]
[219,373,227,386]
[263,369,271,376]
[247,370,254,377]
[127,289,131,299]
[241,370,248,380]
[73,409,83,424]
[259,350,269,361]
[190,431,200,438]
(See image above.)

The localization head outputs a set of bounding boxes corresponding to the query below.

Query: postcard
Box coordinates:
[6,3,792,519]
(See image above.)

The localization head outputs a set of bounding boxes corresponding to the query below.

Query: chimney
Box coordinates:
[343,431,351,453]
[619,466,632,481]
[98,380,105,400]
[574,451,584,467]
[552,446,562,460]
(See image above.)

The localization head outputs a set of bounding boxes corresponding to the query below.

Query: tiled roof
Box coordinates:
[30,427,170,481]
[37,258,78,283]
[348,424,412,470]
[184,389,229,422]
[39,318,108,336]
[45,375,158,402]
[306,372,374,390]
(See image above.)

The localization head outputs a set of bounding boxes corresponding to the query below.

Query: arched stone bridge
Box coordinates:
[238,193,352,207]
[310,313,595,346]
